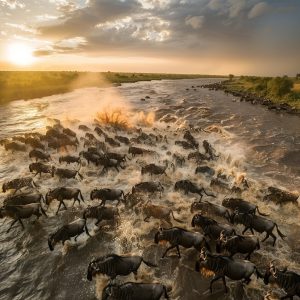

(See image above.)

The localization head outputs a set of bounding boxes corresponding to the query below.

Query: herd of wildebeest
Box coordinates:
[0,116,300,300]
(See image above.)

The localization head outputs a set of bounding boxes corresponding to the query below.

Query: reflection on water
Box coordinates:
[0,79,299,300]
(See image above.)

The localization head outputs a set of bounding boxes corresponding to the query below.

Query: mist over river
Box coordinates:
[0,78,299,300]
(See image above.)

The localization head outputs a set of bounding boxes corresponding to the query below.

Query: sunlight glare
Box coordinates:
[6,42,35,66]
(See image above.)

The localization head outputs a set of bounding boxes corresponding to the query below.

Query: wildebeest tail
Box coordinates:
[142,258,157,268]
[256,207,269,217]
[171,211,183,223]
[275,223,286,239]
[202,188,216,198]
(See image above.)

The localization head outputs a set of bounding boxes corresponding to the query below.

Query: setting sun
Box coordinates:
[6,42,35,66]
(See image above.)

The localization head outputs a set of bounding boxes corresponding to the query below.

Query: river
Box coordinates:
[0,78,299,300]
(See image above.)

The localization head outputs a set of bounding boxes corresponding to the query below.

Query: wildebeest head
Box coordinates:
[216,231,227,253]
[87,261,97,281]
[263,261,277,285]
[195,248,208,272]
[90,189,98,200]
[45,189,55,205]
[154,228,164,244]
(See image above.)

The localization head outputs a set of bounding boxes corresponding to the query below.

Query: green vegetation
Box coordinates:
[0,71,226,104]
[224,76,300,109]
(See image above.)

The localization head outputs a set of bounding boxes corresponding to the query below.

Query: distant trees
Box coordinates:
[229,74,234,81]
[296,73,300,80]
[267,76,293,97]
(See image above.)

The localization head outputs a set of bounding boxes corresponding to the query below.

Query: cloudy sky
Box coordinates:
[0,0,299,75]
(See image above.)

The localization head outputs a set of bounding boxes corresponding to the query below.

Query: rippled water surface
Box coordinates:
[0,79,299,300]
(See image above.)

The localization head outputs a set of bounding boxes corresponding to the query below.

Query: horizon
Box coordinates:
[0,0,299,76]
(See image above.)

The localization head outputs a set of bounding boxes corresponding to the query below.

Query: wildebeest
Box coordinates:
[188,151,209,163]
[87,254,157,281]
[78,124,91,132]
[175,140,195,150]
[105,136,120,147]
[142,202,183,226]
[90,188,125,206]
[190,201,231,222]
[128,146,157,157]
[195,249,262,293]
[46,187,84,214]
[2,177,37,194]
[203,140,218,160]
[4,141,27,152]
[83,205,119,227]
[51,167,83,180]
[174,180,215,200]
[59,155,81,165]
[191,214,236,241]
[24,137,45,150]
[222,198,268,217]
[94,126,108,138]
[264,261,300,299]
[216,233,260,260]
[183,130,199,148]
[102,282,169,300]
[48,218,90,251]
[195,166,215,177]
[172,153,185,167]
[263,186,299,205]
[98,157,125,173]
[231,212,286,246]
[141,163,168,176]
[79,150,102,165]
[105,152,128,164]
[0,203,47,233]
[63,128,76,138]
[3,193,45,206]
[132,181,164,197]
[29,162,53,177]
[154,227,210,258]
[115,135,130,145]
[29,149,51,162]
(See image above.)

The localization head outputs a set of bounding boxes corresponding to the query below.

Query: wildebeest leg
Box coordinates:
[56,200,67,215]
[7,219,19,233]
[209,275,223,293]
[114,166,119,172]
[144,216,150,222]
[245,252,252,260]
[162,245,176,258]
[18,219,25,229]
[222,276,228,293]
[270,232,277,246]
[176,245,181,258]
[133,271,138,281]
[261,233,270,243]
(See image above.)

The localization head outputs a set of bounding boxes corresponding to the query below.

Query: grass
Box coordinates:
[0,71,226,104]
[223,77,300,109]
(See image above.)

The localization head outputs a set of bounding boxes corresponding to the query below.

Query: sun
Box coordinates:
[6,42,35,66]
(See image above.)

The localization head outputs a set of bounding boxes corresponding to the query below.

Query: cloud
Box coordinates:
[5,22,38,34]
[39,0,141,39]
[185,16,205,29]
[248,2,270,19]
[0,0,25,9]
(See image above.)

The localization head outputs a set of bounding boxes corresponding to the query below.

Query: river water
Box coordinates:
[0,78,299,300]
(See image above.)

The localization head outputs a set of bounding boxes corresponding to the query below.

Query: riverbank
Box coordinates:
[201,77,300,115]
[0,71,226,104]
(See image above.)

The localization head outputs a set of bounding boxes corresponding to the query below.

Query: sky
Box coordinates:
[0,0,299,75]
